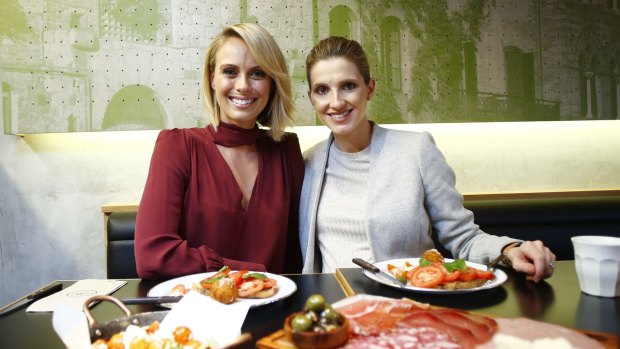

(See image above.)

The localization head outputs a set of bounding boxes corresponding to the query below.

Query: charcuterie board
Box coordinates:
[257,327,617,349]
[256,294,618,349]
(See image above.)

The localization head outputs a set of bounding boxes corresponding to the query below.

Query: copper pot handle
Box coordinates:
[83,295,132,327]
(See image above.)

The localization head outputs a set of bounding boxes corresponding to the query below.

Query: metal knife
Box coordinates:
[0,281,63,317]
[352,258,406,288]
[121,296,183,305]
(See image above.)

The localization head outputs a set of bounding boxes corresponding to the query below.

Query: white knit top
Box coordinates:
[316,142,372,272]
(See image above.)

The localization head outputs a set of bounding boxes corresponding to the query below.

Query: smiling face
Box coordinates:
[211,36,271,129]
[308,57,375,151]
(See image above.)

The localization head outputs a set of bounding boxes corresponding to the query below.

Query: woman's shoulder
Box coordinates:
[156,127,212,144]
[302,137,330,161]
[374,125,435,147]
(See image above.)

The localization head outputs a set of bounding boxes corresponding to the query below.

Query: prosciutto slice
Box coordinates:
[333,295,496,348]
[335,295,428,335]
[332,295,605,349]
[398,309,496,349]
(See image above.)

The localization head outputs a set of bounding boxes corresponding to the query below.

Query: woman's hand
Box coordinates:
[505,240,556,282]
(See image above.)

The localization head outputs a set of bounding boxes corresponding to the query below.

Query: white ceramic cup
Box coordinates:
[571,235,620,297]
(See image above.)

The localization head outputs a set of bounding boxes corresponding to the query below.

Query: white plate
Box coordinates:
[362,258,508,294]
[147,271,297,308]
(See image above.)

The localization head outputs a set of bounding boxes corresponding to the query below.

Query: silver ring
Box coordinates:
[548,262,555,269]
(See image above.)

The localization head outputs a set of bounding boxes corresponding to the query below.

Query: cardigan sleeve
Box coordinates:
[418,132,519,263]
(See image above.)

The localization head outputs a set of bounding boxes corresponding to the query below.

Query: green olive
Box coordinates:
[305,294,326,312]
[320,307,342,324]
[291,314,313,332]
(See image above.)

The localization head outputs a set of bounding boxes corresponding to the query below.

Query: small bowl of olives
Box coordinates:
[284,294,349,349]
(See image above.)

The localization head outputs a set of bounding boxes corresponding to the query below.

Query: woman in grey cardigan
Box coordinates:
[300,36,555,283]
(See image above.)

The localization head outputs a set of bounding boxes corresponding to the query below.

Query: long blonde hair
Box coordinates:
[202,23,295,141]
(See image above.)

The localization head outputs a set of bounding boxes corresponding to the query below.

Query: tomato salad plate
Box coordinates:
[147,271,297,308]
[362,258,507,294]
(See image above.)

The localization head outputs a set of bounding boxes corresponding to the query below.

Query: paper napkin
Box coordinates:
[27,279,126,312]
[51,289,250,349]
[52,303,91,349]
[159,290,251,346]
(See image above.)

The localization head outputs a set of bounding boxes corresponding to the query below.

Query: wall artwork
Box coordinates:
[1,0,619,134]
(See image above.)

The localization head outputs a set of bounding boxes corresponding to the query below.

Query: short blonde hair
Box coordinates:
[202,23,295,141]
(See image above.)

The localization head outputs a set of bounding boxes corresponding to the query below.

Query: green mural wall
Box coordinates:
[1,0,619,134]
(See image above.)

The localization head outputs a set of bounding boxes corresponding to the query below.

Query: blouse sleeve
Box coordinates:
[134,130,265,280]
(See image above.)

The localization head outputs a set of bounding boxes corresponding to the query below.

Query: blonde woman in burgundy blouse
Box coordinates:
[135,23,304,280]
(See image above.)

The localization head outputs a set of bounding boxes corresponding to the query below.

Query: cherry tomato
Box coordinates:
[476,269,495,280]
[458,266,478,282]
[387,264,408,282]
[106,333,124,349]
[387,263,399,273]
[145,320,160,334]
[173,326,192,344]
[408,266,445,288]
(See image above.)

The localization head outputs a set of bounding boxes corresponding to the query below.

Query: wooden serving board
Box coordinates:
[257,328,617,349]
[256,330,618,349]
[256,329,295,349]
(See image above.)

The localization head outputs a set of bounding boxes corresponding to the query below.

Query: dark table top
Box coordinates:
[336,260,619,340]
[0,273,345,349]
[1,261,617,348]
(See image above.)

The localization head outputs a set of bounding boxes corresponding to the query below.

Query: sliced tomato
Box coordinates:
[458,266,478,282]
[263,278,277,289]
[444,269,462,282]
[228,270,249,287]
[434,264,460,283]
[238,279,265,297]
[476,269,495,280]
[408,265,445,288]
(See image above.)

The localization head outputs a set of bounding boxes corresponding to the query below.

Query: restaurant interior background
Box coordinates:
[0,0,619,306]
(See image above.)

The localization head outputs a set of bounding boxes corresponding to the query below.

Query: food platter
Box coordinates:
[362,258,507,294]
[147,271,297,308]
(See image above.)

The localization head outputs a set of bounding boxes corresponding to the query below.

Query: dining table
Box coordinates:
[0,260,617,348]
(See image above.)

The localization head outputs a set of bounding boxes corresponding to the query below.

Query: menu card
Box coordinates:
[27,279,126,312]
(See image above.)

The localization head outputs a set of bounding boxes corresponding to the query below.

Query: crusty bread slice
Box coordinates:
[438,279,488,290]
[192,281,279,299]
[191,282,210,296]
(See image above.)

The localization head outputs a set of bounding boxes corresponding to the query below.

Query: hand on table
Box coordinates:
[505,240,556,283]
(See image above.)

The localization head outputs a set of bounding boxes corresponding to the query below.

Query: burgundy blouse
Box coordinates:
[135,126,304,280]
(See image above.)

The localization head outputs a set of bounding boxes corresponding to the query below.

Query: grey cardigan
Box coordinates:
[299,124,518,273]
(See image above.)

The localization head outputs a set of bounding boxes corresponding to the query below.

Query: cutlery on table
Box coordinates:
[352,258,406,288]
[121,296,183,305]
[486,254,509,271]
